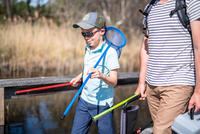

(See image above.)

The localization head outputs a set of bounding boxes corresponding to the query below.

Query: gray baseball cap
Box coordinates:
[73,12,106,29]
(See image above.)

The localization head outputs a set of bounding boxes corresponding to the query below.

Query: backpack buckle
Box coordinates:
[139,9,148,16]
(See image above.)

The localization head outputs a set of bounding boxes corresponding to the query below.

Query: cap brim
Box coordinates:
[73,22,95,29]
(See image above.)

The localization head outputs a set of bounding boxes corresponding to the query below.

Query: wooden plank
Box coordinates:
[0,72,139,88]
[0,88,4,126]
[118,72,139,85]
[0,76,74,88]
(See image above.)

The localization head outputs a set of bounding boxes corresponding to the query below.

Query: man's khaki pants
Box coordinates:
[146,84,193,134]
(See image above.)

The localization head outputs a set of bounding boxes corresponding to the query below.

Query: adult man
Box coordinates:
[135,0,200,133]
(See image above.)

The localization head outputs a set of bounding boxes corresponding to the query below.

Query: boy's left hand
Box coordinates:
[87,68,103,79]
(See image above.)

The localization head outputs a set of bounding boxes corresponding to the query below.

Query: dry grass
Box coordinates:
[0,22,142,78]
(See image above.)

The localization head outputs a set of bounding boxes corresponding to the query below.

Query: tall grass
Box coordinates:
[0,22,142,78]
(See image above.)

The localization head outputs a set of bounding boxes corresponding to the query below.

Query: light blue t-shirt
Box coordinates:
[80,41,120,107]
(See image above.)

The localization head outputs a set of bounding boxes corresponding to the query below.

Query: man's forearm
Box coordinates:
[138,37,149,87]
[191,20,200,91]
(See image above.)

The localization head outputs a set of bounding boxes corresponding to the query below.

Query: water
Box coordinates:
[4,84,152,134]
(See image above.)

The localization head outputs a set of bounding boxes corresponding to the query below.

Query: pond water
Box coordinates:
[4,84,152,134]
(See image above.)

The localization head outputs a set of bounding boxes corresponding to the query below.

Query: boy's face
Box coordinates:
[81,27,105,50]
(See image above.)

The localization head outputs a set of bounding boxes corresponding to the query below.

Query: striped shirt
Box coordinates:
[146,0,200,86]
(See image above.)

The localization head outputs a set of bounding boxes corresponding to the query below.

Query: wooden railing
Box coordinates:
[0,72,139,127]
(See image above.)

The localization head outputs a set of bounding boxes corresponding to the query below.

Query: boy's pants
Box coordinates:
[146,84,193,134]
[71,97,114,134]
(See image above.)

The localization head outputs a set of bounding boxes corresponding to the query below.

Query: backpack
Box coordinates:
[139,0,191,38]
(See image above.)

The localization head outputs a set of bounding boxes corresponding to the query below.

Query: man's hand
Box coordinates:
[188,90,200,113]
[135,84,146,100]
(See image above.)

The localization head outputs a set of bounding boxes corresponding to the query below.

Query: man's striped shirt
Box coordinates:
[146,0,200,86]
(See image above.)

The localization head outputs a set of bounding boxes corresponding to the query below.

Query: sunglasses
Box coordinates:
[81,30,99,38]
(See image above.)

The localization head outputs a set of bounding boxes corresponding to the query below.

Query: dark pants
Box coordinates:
[71,98,114,134]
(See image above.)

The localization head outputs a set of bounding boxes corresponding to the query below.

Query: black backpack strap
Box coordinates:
[139,0,158,38]
[170,0,191,35]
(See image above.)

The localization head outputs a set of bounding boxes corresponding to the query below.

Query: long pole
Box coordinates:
[93,93,140,120]
[15,82,80,94]
[60,43,111,120]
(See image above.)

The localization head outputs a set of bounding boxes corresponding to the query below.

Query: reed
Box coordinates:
[0,22,142,78]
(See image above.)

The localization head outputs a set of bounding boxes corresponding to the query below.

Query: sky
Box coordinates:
[17,0,49,7]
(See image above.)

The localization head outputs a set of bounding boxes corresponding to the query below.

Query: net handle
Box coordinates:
[105,27,127,48]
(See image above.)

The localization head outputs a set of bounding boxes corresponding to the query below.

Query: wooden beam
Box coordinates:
[0,88,4,126]
[0,76,74,88]
[0,72,139,88]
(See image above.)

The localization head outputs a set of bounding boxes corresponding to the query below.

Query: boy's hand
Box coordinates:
[70,76,81,87]
[87,68,103,79]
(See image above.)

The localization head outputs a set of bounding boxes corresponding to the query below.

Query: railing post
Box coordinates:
[0,125,3,134]
[0,88,4,126]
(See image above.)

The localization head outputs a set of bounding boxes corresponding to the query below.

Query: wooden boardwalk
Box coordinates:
[0,72,138,127]
[0,72,138,88]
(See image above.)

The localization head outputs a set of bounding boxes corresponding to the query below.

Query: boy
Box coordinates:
[70,12,119,134]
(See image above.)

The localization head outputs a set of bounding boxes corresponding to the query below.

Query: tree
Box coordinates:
[6,0,13,21]
[27,0,32,17]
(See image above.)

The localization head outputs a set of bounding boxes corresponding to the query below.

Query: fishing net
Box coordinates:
[105,27,126,58]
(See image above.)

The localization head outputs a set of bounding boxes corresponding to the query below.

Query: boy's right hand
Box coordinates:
[70,77,81,87]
